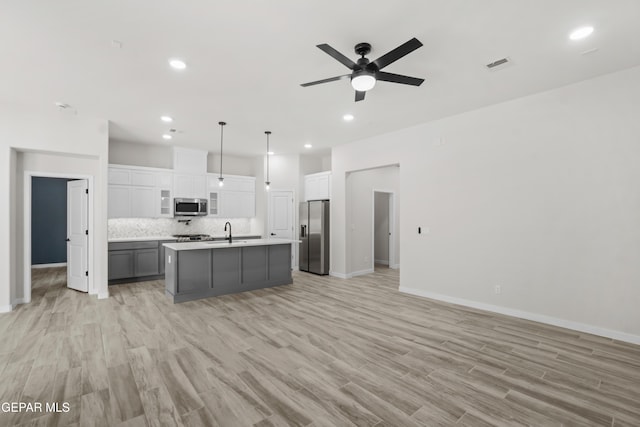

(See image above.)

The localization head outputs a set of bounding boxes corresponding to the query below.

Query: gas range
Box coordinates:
[172,234,215,242]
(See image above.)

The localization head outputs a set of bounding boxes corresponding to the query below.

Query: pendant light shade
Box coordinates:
[218,121,226,187]
[265,131,271,191]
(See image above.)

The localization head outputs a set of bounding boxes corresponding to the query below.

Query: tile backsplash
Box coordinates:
[108,217,260,239]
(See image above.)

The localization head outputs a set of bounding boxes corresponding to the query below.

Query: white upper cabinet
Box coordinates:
[174,173,207,199]
[208,174,256,218]
[108,185,132,218]
[108,168,131,185]
[304,171,331,201]
[130,170,156,187]
[173,147,207,174]
[108,160,256,219]
[108,165,173,218]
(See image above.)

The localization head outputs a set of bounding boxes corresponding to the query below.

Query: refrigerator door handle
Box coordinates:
[300,224,306,238]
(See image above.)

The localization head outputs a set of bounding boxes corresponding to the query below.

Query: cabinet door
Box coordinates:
[131,187,157,218]
[304,177,318,201]
[174,174,194,198]
[108,250,134,280]
[316,174,330,199]
[108,168,131,185]
[131,170,156,187]
[157,172,173,189]
[159,189,172,217]
[134,248,160,276]
[193,175,207,199]
[175,174,207,199]
[208,191,219,216]
[239,192,255,217]
[108,186,132,218]
[220,191,255,218]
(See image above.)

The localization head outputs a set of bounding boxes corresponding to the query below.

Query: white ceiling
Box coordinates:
[2,1,640,156]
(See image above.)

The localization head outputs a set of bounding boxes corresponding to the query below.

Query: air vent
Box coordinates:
[486,57,510,69]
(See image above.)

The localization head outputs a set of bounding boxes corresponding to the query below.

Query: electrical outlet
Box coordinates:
[494,285,501,294]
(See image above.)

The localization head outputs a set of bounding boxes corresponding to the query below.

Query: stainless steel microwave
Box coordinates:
[174,198,208,216]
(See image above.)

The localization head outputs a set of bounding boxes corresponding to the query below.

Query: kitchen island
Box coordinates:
[163,238,298,303]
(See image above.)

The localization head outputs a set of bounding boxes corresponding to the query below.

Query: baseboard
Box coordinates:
[0,304,13,313]
[399,286,640,345]
[97,292,109,300]
[31,263,67,269]
[374,259,389,265]
[330,271,349,279]
[350,268,374,278]
[390,263,400,269]
[13,298,28,306]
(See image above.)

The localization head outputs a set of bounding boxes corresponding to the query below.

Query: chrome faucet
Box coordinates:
[224,221,232,244]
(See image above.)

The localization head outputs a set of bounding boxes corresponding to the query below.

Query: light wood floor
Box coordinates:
[1,266,639,426]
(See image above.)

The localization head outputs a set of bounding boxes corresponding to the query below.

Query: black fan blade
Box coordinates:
[301,75,350,87]
[377,71,424,86]
[317,44,358,70]
[372,38,423,70]
[355,91,366,102]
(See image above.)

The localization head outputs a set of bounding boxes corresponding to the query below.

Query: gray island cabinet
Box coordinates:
[163,239,298,303]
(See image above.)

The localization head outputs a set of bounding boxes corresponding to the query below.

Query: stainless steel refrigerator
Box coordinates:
[299,200,330,275]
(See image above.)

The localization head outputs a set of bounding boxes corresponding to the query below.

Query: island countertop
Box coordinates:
[163,238,300,251]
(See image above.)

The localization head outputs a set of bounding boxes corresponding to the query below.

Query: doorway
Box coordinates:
[267,189,295,268]
[23,171,93,304]
[373,190,396,270]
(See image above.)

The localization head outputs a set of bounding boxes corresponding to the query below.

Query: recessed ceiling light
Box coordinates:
[162,134,172,140]
[267,151,275,156]
[304,143,312,149]
[169,59,186,70]
[569,26,594,40]
[343,114,354,122]
[161,116,173,123]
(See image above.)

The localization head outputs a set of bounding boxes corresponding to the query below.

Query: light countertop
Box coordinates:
[108,234,261,243]
[163,238,300,251]
[108,235,175,243]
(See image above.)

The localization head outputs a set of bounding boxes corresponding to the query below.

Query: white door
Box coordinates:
[268,190,294,266]
[67,180,89,292]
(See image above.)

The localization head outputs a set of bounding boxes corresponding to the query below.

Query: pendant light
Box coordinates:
[265,131,271,191]
[218,121,226,187]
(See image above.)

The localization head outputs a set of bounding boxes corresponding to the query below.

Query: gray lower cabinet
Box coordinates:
[108,250,134,280]
[109,240,175,284]
[134,248,159,277]
[165,244,292,303]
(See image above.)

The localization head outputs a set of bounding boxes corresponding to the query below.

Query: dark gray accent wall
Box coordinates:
[31,177,71,265]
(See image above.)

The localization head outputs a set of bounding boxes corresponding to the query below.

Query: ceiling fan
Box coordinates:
[301,37,425,102]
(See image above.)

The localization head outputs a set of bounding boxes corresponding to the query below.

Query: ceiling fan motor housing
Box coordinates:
[355,42,372,57]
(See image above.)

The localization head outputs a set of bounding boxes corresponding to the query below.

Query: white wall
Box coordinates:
[345,166,400,275]
[109,139,257,176]
[109,139,173,169]
[332,65,640,342]
[374,192,390,265]
[0,104,109,310]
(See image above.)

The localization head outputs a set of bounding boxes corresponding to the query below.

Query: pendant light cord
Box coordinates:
[218,121,226,180]
[265,131,271,185]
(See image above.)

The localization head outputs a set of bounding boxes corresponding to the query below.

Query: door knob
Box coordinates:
[270,233,276,236]
[66,238,70,242]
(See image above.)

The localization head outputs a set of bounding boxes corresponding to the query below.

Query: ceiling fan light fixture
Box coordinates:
[351,73,376,92]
